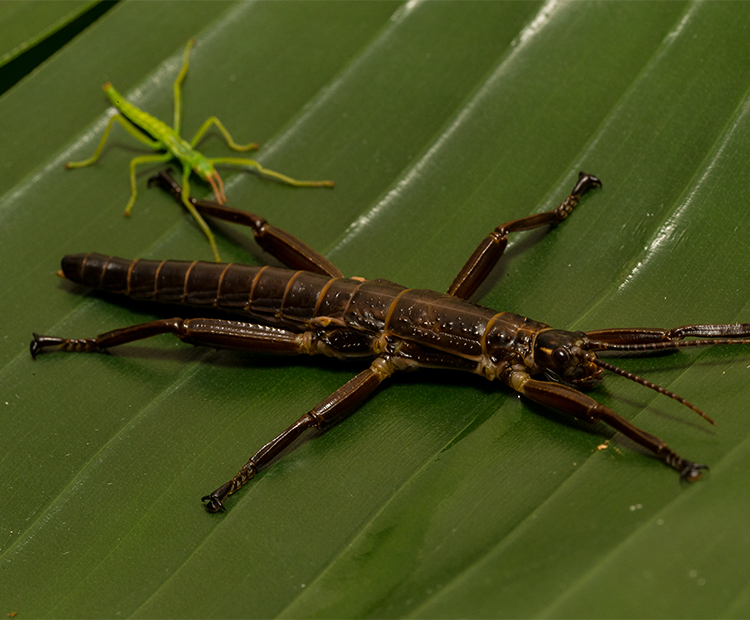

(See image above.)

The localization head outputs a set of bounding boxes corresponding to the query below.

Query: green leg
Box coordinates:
[180,165,222,262]
[124,153,172,216]
[173,39,194,134]
[66,114,163,169]
[190,116,259,152]
[208,156,334,188]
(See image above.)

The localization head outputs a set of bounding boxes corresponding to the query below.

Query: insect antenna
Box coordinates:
[590,357,715,426]
[207,172,227,204]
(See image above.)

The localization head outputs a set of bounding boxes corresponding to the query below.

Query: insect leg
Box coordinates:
[30,318,325,358]
[171,39,258,154]
[208,156,335,188]
[189,117,259,152]
[447,171,601,300]
[509,372,706,480]
[585,323,750,348]
[65,114,163,170]
[179,165,223,262]
[148,170,343,277]
[123,153,172,216]
[202,356,395,512]
[172,39,194,135]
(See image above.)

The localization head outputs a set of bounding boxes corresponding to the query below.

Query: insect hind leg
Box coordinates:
[202,357,395,512]
[30,318,328,359]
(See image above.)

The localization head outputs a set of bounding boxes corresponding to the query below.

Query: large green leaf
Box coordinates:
[2,1,750,617]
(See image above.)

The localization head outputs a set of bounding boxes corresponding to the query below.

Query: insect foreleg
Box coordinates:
[202,356,396,512]
[190,116,259,152]
[148,171,343,277]
[510,372,706,481]
[208,156,335,188]
[585,323,750,349]
[448,171,601,300]
[65,114,164,171]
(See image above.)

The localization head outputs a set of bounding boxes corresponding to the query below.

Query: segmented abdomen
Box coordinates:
[63,253,412,330]
[61,253,547,363]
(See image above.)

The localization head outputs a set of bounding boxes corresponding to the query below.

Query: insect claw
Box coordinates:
[680,462,708,482]
[573,171,602,196]
[30,333,64,359]
[30,334,42,359]
[202,494,227,513]
[202,480,234,512]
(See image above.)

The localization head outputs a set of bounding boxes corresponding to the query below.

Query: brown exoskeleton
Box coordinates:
[32,171,750,512]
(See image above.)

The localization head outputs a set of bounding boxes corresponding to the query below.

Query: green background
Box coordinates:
[1,1,750,617]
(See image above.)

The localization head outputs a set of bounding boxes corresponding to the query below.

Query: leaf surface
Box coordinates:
[1,2,750,618]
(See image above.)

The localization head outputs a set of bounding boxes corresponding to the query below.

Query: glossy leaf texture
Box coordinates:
[1,1,750,617]
[0,0,97,67]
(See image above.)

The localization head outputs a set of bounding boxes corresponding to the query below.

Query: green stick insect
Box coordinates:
[66,39,334,261]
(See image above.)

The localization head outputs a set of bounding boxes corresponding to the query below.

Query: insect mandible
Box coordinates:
[65,39,334,262]
[31,171,750,512]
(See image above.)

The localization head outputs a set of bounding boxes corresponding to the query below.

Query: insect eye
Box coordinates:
[553,348,570,365]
